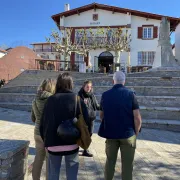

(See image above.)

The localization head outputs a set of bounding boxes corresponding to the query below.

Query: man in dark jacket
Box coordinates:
[98,71,142,180]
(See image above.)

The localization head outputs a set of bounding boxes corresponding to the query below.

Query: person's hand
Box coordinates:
[84,99,88,104]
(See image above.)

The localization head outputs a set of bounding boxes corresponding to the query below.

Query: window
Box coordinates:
[143,27,153,39]
[76,53,84,62]
[138,52,155,65]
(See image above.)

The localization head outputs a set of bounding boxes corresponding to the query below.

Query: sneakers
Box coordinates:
[82,150,93,157]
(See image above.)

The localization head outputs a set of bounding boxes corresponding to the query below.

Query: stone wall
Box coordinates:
[0,139,29,180]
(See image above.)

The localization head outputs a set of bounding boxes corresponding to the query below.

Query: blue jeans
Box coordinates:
[48,152,79,180]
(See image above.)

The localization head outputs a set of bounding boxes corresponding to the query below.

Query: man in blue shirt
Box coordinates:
[98,71,142,180]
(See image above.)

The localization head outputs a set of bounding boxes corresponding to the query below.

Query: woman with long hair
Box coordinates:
[40,73,90,180]
[78,80,100,157]
[31,78,56,180]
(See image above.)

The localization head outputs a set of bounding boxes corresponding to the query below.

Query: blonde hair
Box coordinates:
[38,78,56,94]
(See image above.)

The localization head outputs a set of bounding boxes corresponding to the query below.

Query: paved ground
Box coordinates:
[0,108,180,180]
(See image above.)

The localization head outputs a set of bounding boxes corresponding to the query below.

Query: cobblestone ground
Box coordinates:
[0,108,180,180]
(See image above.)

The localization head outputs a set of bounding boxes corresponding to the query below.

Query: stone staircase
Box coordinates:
[0,69,180,132]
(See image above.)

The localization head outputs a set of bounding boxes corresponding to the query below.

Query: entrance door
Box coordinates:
[98,51,113,73]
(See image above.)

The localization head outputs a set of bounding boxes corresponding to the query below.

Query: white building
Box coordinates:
[50,3,179,72]
[0,49,7,58]
[31,42,63,70]
[31,42,61,60]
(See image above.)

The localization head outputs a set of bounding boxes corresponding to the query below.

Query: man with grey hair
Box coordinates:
[98,71,142,180]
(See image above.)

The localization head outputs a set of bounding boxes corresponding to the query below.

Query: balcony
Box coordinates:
[34,48,57,53]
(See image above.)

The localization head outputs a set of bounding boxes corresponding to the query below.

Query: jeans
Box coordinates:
[48,152,79,180]
[105,135,136,180]
[32,134,47,180]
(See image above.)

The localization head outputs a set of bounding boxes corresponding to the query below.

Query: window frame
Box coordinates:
[137,51,155,66]
[142,26,153,39]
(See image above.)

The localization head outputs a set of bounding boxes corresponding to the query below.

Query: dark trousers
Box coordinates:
[105,135,136,180]
[48,152,79,180]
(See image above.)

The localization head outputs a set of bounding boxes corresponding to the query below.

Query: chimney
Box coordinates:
[65,4,70,11]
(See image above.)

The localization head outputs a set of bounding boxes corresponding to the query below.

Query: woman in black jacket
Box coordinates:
[40,73,90,180]
[78,80,100,157]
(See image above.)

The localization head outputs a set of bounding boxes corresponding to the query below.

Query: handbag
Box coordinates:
[57,95,80,144]
[75,96,92,150]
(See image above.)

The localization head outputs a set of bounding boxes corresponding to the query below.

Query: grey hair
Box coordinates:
[113,71,126,84]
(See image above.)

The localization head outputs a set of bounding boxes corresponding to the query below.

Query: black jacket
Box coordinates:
[78,88,100,121]
[40,90,90,150]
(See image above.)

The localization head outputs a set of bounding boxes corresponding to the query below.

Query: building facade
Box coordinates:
[31,42,64,70]
[42,3,180,72]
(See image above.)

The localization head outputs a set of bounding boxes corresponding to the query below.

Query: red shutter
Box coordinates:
[153,26,158,38]
[138,27,143,39]
[71,28,75,43]
[84,53,89,66]
[70,52,75,66]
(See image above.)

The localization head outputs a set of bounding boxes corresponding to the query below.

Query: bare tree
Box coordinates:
[46,27,131,71]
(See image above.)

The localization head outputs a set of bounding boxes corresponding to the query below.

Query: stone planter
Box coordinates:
[0,139,30,180]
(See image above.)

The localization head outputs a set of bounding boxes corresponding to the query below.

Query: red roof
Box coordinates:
[0,49,7,53]
[52,3,180,31]
[0,46,39,81]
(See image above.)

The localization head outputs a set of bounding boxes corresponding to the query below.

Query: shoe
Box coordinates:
[82,150,93,157]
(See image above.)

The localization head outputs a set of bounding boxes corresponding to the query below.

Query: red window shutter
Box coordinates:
[84,53,89,66]
[70,52,75,65]
[153,26,158,38]
[138,27,143,39]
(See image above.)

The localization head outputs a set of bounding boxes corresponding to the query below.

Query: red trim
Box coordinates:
[142,24,154,27]
[84,52,89,66]
[30,42,56,45]
[51,3,180,31]
[70,52,75,65]
[65,25,128,29]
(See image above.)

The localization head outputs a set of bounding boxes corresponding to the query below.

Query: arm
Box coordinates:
[92,94,100,110]
[133,109,142,136]
[132,93,142,135]
[100,111,104,121]
[99,94,104,121]
[80,99,91,131]
[31,109,36,123]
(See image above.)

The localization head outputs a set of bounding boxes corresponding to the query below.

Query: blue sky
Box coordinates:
[0,0,179,48]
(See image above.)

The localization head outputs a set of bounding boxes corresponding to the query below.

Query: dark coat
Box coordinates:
[40,90,90,152]
[78,88,100,121]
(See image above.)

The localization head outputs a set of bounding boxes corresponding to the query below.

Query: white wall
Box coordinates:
[63,9,161,66]
[0,52,6,58]
[175,23,180,61]
[64,9,129,27]
[130,16,160,66]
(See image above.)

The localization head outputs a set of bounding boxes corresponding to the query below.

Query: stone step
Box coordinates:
[0,93,35,103]
[1,85,180,97]
[94,95,180,107]
[0,102,32,112]
[1,93,180,108]
[75,77,180,86]
[96,106,180,120]
[5,70,107,87]
[95,117,180,132]
[140,106,180,120]
[0,101,180,121]
[127,70,180,77]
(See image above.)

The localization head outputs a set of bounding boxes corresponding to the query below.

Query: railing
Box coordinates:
[34,48,57,53]
[35,59,85,72]
[75,37,128,46]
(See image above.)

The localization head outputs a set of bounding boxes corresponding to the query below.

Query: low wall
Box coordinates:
[0,139,29,180]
